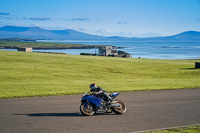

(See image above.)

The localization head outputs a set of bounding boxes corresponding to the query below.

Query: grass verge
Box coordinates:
[0,50,200,98]
[146,125,200,133]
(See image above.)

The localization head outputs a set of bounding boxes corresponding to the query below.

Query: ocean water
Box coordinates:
[37,41,200,59]
[1,41,200,59]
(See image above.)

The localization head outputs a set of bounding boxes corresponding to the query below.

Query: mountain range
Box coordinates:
[0,26,200,42]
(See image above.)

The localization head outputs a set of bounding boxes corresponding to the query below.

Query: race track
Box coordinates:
[0,89,200,133]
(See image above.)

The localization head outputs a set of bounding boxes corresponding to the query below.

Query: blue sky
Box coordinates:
[0,0,200,37]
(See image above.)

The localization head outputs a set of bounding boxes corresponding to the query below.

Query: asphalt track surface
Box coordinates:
[0,89,200,133]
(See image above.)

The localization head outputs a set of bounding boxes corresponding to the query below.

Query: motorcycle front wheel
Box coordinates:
[80,103,95,116]
[112,100,127,114]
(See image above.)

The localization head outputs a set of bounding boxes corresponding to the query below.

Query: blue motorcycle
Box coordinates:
[80,91,127,116]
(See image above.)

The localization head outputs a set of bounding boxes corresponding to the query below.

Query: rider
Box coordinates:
[89,83,113,104]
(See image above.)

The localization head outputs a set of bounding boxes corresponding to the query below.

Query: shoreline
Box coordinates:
[0,46,96,50]
[0,46,125,50]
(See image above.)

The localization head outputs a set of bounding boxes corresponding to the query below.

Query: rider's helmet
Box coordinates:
[90,83,97,92]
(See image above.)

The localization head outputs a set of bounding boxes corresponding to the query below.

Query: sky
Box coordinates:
[0,0,200,37]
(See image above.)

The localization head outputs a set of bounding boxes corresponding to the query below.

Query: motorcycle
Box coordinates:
[80,91,127,116]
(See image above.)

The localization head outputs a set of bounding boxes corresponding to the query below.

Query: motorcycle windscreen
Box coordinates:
[85,96,102,107]
[110,92,120,98]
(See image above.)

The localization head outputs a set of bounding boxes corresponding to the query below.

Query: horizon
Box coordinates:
[0,0,200,37]
[1,25,200,38]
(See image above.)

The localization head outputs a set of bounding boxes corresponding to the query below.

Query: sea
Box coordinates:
[1,40,200,60]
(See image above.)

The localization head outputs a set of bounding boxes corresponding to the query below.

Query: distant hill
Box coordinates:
[0,26,107,40]
[0,26,200,41]
[171,31,200,40]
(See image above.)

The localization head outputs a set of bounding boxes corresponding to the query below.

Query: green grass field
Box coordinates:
[147,125,200,133]
[0,40,94,49]
[0,50,200,98]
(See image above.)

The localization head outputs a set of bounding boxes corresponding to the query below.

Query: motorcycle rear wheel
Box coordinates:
[80,103,95,116]
[112,100,127,114]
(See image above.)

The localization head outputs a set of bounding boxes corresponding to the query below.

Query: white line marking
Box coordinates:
[130,123,200,133]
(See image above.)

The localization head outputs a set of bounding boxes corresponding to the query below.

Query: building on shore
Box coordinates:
[81,45,132,58]
[99,46,118,56]
[117,50,132,58]
[17,47,32,52]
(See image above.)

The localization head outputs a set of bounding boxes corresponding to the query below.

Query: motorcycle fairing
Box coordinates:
[82,95,102,107]
[110,92,120,98]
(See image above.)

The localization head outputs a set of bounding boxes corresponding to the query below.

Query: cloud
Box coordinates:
[62,17,102,22]
[71,27,112,36]
[0,12,10,15]
[93,29,162,37]
[62,18,70,21]
[133,32,163,37]
[62,17,91,22]
[0,12,12,19]
[94,18,103,21]
[26,17,51,21]
[74,27,130,37]
[0,17,19,20]
[67,26,163,38]
[72,18,90,21]
[0,14,19,20]
[118,21,128,24]
[95,29,113,34]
